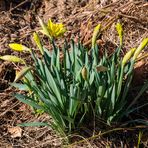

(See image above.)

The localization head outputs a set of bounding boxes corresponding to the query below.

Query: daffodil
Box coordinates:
[122,48,136,66]
[133,38,148,61]
[14,67,32,82]
[115,23,123,46]
[9,43,31,52]
[81,66,87,80]
[92,24,101,48]
[0,55,25,64]
[47,19,66,38]
[33,32,44,54]
[39,18,66,39]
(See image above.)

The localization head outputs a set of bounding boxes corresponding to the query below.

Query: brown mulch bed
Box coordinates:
[0,0,148,147]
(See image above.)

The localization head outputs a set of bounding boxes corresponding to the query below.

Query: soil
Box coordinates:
[0,0,148,147]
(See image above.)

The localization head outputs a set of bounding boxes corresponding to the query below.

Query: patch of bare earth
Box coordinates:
[0,0,148,147]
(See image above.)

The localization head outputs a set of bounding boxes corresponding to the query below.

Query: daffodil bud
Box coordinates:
[33,32,44,55]
[96,65,108,72]
[133,38,148,61]
[92,24,101,48]
[122,48,136,66]
[115,23,123,46]
[0,55,25,64]
[14,67,32,82]
[9,43,31,52]
[81,66,87,80]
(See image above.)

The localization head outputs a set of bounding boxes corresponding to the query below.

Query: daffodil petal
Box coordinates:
[38,17,51,39]
[46,19,66,38]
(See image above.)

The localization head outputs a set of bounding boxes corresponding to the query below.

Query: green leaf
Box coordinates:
[10,83,29,91]
[14,94,45,110]
[111,83,116,110]
[56,47,60,70]
[89,71,95,85]
[44,65,63,109]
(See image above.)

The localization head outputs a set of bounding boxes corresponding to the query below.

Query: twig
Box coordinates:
[67,125,148,147]
[136,53,148,62]
[118,13,148,26]
[9,0,29,12]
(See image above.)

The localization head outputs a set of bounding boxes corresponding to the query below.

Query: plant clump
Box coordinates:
[0,18,148,137]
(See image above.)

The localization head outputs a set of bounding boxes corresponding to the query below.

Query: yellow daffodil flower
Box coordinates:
[39,18,66,39]
[47,19,66,38]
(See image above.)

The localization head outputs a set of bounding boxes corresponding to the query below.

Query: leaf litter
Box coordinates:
[0,0,148,147]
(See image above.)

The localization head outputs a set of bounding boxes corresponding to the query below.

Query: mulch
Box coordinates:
[0,0,147,147]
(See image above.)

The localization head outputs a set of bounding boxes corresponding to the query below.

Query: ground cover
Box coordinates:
[0,0,147,147]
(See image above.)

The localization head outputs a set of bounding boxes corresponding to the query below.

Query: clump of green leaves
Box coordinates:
[1,19,148,136]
